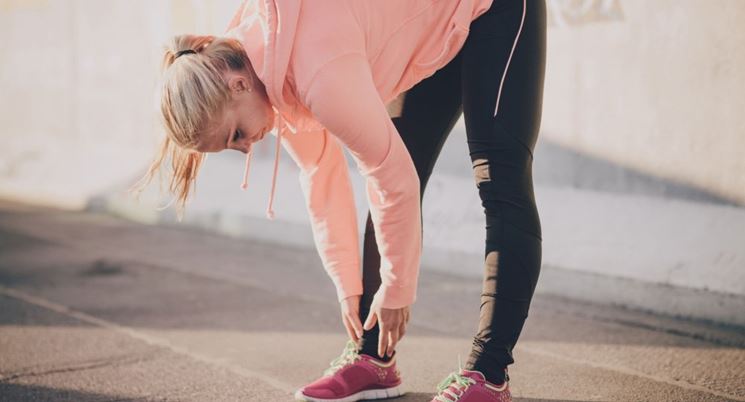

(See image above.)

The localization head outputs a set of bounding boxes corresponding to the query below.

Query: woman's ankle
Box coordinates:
[357,343,392,362]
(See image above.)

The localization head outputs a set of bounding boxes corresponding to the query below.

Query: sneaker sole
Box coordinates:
[294,385,404,402]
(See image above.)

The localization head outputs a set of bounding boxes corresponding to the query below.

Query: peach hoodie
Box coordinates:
[224,0,493,309]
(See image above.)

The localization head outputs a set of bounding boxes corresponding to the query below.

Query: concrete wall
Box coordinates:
[542,0,745,206]
[0,0,240,208]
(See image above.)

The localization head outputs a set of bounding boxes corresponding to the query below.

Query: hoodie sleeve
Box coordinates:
[300,52,422,310]
[280,127,364,304]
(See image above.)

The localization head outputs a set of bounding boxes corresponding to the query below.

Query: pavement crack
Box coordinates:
[0,353,156,382]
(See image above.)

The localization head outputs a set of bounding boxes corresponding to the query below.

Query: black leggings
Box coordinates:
[357,0,546,384]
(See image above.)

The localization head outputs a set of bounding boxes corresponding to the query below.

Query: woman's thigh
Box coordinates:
[461,0,547,158]
[392,51,464,193]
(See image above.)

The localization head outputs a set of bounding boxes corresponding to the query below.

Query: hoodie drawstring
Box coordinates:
[265,125,282,220]
[240,145,253,191]
[239,111,295,221]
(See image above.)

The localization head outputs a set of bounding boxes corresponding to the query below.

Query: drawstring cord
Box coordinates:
[240,145,253,190]
[239,110,295,220]
[265,126,282,219]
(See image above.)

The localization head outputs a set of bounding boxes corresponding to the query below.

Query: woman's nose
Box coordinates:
[234,136,254,154]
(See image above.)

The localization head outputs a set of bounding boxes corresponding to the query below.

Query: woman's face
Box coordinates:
[194,69,274,154]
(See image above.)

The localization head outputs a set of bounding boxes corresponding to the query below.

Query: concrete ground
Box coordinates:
[0,200,743,402]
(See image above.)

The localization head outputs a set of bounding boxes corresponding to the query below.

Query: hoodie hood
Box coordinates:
[225,0,320,219]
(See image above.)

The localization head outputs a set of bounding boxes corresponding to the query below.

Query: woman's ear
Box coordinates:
[227,74,253,96]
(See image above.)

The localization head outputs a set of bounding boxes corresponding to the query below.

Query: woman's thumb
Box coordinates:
[363,311,377,331]
[352,316,364,338]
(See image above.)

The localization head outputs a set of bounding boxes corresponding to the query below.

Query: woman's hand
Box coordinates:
[340,295,364,343]
[363,299,410,358]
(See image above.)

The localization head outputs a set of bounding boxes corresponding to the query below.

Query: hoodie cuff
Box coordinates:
[372,282,418,310]
[336,280,364,304]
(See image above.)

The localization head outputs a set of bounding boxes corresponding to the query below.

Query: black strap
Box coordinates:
[175,49,197,59]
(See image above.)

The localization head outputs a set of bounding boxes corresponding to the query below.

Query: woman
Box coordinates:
[132,0,546,401]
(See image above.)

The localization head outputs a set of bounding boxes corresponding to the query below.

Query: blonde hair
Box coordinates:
[128,34,251,220]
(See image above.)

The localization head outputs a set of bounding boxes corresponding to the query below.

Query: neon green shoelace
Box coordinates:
[434,371,475,402]
[433,354,476,402]
[323,339,362,376]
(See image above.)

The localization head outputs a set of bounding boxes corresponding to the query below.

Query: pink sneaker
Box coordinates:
[430,367,511,402]
[294,339,404,401]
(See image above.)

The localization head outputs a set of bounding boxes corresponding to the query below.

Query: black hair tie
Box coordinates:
[175,49,197,59]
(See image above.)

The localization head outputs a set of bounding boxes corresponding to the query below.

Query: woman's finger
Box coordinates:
[350,313,364,339]
[343,315,358,342]
[363,310,377,331]
[378,320,388,357]
[387,326,399,358]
